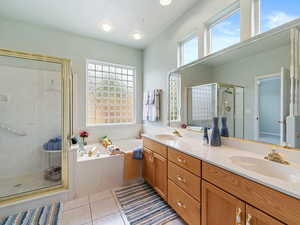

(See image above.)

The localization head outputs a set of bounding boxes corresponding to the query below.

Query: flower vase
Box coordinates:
[221,117,229,137]
[210,117,221,146]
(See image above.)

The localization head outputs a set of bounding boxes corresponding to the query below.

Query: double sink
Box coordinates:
[153,134,300,184]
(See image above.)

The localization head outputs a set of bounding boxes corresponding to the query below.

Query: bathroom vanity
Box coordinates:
[142,135,300,225]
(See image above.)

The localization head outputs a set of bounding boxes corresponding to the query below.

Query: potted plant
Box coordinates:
[79,130,89,145]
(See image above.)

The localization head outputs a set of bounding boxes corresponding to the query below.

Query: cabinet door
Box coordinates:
[143,147,154,186]
[153,152,168,200]
[245,205,285,225]
[202,181,246,225]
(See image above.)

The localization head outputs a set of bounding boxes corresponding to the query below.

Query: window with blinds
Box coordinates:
[86,60,136,125]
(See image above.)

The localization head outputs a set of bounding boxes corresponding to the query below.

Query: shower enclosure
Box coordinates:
[0,49,72,204]
[187,83,244,138]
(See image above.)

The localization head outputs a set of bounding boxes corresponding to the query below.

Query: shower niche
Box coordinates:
[0,49,72,204]
[187,83,244,138]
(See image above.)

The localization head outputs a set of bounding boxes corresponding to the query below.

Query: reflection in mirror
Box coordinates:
[0,54,62,198]
[167,28,300,147]
[187,83,244,138]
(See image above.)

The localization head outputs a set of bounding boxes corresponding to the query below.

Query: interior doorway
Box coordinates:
[254,68,290,145]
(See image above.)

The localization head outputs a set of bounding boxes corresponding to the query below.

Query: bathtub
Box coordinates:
[75,139,142,198]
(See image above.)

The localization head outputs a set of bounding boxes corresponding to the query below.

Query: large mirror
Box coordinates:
[0,49,71,203]
[168,27,300,148]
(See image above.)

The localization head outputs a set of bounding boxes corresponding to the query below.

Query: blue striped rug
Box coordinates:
[0,201,62,225]
[113,182,178,225]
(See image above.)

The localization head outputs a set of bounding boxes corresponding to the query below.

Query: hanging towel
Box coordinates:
[132,146,143,160]
[143,91,150,121]
[143,89,161,121]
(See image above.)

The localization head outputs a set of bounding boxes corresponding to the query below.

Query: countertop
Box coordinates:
[142,133,300,200]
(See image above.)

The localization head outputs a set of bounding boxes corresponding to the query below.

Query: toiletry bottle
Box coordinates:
[203,127,209,145]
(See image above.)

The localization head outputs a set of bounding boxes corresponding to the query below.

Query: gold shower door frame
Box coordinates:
[0,48,72,205]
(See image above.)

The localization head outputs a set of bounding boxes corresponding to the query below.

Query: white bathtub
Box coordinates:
[75,139,142,198]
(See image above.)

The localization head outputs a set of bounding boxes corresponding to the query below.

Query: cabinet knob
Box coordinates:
[246,214,252,225]
[177,157,186,164]
[176,201,186,209]
[176,175,186,183]
[236,208,242,225]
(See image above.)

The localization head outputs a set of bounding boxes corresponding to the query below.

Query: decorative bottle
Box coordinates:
[221,117,229,137]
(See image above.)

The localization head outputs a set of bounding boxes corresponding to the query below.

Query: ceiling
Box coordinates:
[0,0,198,49]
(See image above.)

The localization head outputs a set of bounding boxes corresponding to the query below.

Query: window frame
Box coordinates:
[178,34,199,67]
[85,59,137,127]
[205,1,241,55]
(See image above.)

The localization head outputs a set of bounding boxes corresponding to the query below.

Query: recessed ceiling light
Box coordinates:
[160,0,172,6]
[102,23,112,32]
[133,33,142,40]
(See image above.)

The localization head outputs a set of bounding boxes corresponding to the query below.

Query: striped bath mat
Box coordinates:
[113,182,178,225]
[0,201,62,225]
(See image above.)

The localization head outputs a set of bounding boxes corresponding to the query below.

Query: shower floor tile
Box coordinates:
[0,172,60,198]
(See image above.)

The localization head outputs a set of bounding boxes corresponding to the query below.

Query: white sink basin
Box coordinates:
[154,134,178,141]
[230,156,300,183]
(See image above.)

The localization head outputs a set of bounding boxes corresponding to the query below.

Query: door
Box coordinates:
[254,73,283,145]
[202,181,246,225]
[245,205,285,225]
[153,152,168,200]
[280,67,290,145]
[143,147,154,186]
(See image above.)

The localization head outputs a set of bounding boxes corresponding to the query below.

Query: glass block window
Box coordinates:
[86,60,136,125]
[169,73,181,121]
[191,84,215,121]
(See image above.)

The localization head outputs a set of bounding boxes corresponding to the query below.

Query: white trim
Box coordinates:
[251,0,260,36]
[85,59,137,127]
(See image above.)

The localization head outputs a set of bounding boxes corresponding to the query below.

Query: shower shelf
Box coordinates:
[43,149,61,153]
[0,123,26,136]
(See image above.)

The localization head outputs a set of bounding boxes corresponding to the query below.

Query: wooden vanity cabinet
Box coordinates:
[143,137,299,225]
[153,152,167,200]
[245,205,285,225]
[143,147,154,186]
[202,180,246,225]
[142,138,168,200]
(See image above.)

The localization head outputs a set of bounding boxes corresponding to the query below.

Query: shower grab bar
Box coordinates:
[0,123,27,136]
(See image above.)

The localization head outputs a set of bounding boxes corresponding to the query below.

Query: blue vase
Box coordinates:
[210,117,221,146]
[221,117,229,137]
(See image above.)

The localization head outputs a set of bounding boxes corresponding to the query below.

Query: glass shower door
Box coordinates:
[0,50,71,201]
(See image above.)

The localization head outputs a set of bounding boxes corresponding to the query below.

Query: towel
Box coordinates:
[143,89,161,121]
[132,147,143,160]
[43,136,62,151]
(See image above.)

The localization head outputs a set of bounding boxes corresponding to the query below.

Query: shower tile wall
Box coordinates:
[0,65,61,179]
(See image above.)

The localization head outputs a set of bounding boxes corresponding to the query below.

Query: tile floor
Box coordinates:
[62,189,186,225]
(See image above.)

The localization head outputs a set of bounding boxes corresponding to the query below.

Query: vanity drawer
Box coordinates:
[168,161,201,201]
[143,137,167,158]
[202,162,300,225]
[168,147,201,176]
[168,180,201,225]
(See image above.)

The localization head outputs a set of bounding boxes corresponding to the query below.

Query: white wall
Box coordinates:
[0,18,144,142]
[144,0,254,126]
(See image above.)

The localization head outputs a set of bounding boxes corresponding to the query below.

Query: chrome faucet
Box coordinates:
[172,129,182,137]
[264,149,290,165]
